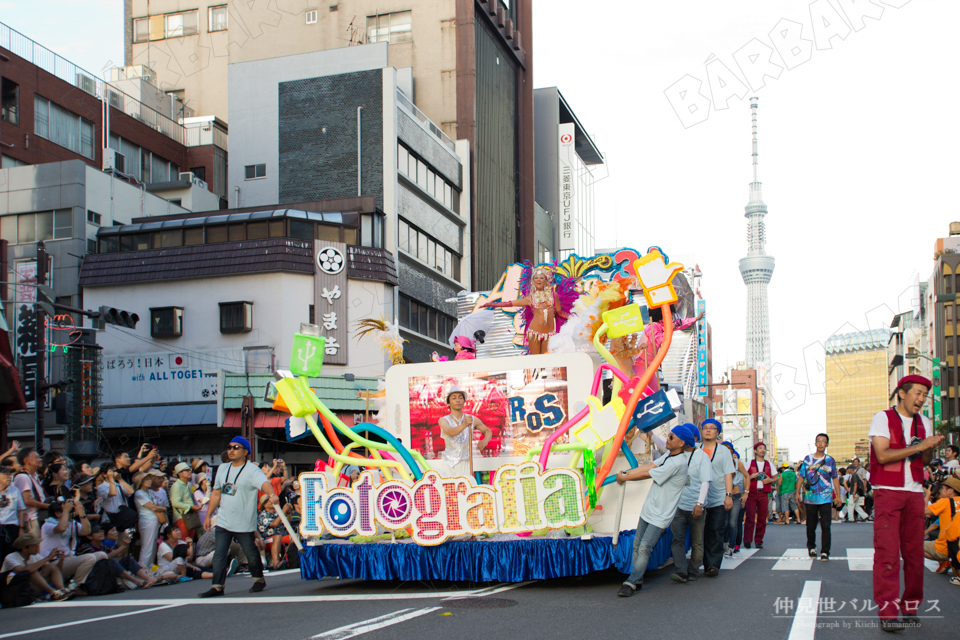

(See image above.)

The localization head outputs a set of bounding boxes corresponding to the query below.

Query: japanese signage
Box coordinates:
[101,349,229,406]
[696,299,707,396]
[299,461,586,546]
[14,260,49,408]
[313,241,348,365]
[80,359,97,429]
[558,123,576,252]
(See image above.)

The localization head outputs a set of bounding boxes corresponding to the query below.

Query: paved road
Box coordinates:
[3,522,955,639]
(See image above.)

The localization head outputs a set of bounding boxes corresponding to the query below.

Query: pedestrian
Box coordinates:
[743,442,777,549]
[697,419,735,577]
[199,436,279,598]
[796,433,841,561]
[616,425,693,597]
[835,468,847,522]
[777,463,801,525]
[843,465,869,522]
[668,423,713,583]
[869,375,944,631]
[721,441,748,556]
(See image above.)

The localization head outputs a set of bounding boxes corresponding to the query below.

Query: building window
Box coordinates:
[366,11,412,44]
[947,304,954,323]
[165,11,200,38]
[151,307,183,338]
[245,164,266,180]
[399,219,460,280]
[306,10,318,24]
[87,210,102,225]
[220,301,253,334]
[360,213,384,249]
[1,77,19,126]
[133,17,152,43]
[190,166,206,182]
[208,5,228,32]
[34,96,95,159]
[309,304,315,325]
[399,294,456,342]
[945,272,953,295]
[86,239,97,254]
[398,143,459,212]
[2,210,72,244]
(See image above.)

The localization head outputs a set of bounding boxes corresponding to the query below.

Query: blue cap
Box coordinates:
[721,440,739,460]
[701,418,722,433]
[671,424,696,449]
[229,436,252,455]
[688,423,701,442]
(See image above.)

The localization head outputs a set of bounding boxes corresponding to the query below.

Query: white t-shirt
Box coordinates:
[151,488,170,507]
[135,490,159,520]
[1,551,39,572]
[40,519,81,557]
[156,541,182,575]
[868,410,929,493]
[97,480,128,514]
[11,473,45,522]
[213,462,268,533]
[945,459,959,470]
[640,451,690,529]
[0,485,26,526]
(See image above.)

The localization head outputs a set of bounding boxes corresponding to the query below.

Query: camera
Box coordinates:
[757,472,767,480]
[908,437,923,462]
[124,528,137,538]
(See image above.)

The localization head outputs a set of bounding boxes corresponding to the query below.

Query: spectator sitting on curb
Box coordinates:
[77,523,157,589]
[40,499,104,592]
[0,534,72,601]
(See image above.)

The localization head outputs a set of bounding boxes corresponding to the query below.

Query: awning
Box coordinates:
[221,410,363,429]
[102,404,217,429]
[0,331,27,411]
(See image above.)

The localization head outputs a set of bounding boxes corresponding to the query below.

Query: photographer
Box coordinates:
[39,499,102,590]
[923,477,960,575]
[95,463,136,528]
[77,522,157,588]
[1,534,72,601]
[869,374,945,630]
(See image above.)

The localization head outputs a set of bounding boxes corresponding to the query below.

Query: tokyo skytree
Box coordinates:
[739,97,775,370]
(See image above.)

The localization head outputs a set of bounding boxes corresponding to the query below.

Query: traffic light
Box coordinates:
[98,306,140,329]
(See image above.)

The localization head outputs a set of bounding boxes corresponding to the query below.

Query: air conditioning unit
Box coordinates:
[105,89,124,110]
[179,171,208,191]
[103,148,126,173]
[76,73,97,96]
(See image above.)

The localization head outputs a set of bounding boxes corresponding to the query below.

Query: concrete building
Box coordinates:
[887,296,930,412]
[123,0,536,290]
[824,328,891,464]
[226,44,470,363]
[927,224,960,438]
[711,366,761,457]
[0,21,227,199]
[533,87,603,260]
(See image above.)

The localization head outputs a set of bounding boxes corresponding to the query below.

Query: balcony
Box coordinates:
[396,89,455,153]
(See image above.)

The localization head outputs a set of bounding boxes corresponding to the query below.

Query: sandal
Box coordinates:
[52,589,73,601]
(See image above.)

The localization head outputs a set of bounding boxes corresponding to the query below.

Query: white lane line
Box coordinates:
[32,582,534,608]
[264,568,302,577]
[773,548,814,571]
[720,548,759,569]
[924,559,941,572]
[846,548,873,571]
[0,604,182,639]
[308,607,442,639]
[787,581,822,640]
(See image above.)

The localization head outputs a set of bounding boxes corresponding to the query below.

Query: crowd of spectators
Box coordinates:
[0,440,302,607]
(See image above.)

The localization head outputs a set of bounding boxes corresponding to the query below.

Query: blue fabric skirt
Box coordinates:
[300,529,675,583]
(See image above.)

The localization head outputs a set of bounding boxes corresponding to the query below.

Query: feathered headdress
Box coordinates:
[355,317,406,365]
[518,261,579,341]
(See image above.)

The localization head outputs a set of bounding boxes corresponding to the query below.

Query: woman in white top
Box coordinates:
[155,525,184,581]
[193,477,211,526]
[134,474,165,568]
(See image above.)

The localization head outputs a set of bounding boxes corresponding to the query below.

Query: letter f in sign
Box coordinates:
[634,248,684,309]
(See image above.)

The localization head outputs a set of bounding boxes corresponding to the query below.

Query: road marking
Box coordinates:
[924,559,941,572]
[787,581,821,640]
[846,548,873,571]
[773,548,814,571]
[32,582,533,609]
[308,607,442,639]
[720,548,758,569]
[0,604,182,638]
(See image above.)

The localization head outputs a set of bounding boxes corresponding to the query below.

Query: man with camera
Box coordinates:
[199,436,278,598]
[923,476,960,576]
[39,499,103,590]
[869,374,944,631]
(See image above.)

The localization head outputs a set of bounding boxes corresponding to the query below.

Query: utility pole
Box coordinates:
[35,241,47,454]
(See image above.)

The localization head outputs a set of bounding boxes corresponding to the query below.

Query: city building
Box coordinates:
[226,43,470,363]
[533,87,603,260]
[824,328,891,463]
[711,366,761,458]
[887,295,929,413]
[659,263,711,404]
[123,0,536,290]
[0,21,227,198]
[928,224,960,438]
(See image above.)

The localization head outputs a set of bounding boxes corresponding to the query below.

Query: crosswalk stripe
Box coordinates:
[845,548,873,571]
[720,547,758,569]
[773,548,814,571]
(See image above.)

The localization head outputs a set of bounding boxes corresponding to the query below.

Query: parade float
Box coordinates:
[270,246,698,582]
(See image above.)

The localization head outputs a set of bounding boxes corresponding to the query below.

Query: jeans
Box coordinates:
[670,509,705,575]
[624,517,664,588]
[725,495,742,547]
[116,555,143,575]
[703,505,728,570]
[805,502,833,555]
[211,527,263,589]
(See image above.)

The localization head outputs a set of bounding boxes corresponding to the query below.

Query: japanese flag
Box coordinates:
[169,354,189,369]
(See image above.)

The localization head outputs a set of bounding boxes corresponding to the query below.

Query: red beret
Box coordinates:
[897,375,931,390]
[753,441,766,450]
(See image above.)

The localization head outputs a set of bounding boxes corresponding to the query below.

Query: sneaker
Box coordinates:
[756,544,763,550]
[808,548,817,558]
[936,561,951,574]
[901,617,920,628]
[617,583,636,597]
[880,619,905,632]
[687,572,698,582]
[949,576,960,586]
[249,580,266,593]
[704,566,719,577]
[670,572,688,583]
[733,545,740,554]
[226,558,239,577]
[724,548,734,558]
[820,553,829,562]
[199,587,224,598]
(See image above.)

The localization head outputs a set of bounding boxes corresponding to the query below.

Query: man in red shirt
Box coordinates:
[869,375,944,631]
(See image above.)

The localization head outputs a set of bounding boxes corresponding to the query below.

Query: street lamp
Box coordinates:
[904,352,946,430]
